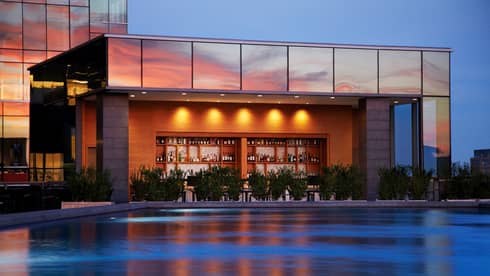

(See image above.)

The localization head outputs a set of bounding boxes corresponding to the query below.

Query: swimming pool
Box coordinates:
[0,208,489,275]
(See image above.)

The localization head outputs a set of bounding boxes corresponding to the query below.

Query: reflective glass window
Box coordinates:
[242,45,287,91]
[23,4,47,50]
[289,47,332,92]
[4,102,29,116]
[109,0,126,33]
[0,2,22,49]
[70,0,89,6]
[89,0,108,33]
[70,6,89,48]
[108,38,141,87]
[334,48,377,93]
[193,43,240,90]
[4,116,29,138]
[46,51,61,59]
[423,51,449,96]
[0,62,23,100]
[47,0,69,4]
[379,50,421,94]
[423,97,450,177]
[23,63,34,101]
[393,103,412,167]
[23,1,46,3]
[47,5,70,51]
[23,50,47,63]
[0,49,22,62]
[142,40,191,88]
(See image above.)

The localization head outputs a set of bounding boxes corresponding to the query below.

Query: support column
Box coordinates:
[96,93,129,203]
[75,100,84,172]
[359,98,391,201]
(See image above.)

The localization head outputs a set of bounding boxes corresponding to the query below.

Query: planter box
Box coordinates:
[61,201,113,209]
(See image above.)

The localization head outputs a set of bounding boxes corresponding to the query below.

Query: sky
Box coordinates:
[128,0,490,164]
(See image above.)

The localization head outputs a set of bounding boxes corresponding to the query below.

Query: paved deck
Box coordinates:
[1,200,488,229]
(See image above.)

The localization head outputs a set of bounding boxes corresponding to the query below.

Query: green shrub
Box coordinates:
[164,169,185,201]
[130,167,183,201]
[378,166,410,200]
[249,170,268,200]
[193,166,241,201]
[289,172,307,200]
[319,166,335,200]
[193,170,209,201]
[410,168,432,199]
[222,167,242,201]
[269,167,293,200]
[68,167,112,201]
[320,164,364,200]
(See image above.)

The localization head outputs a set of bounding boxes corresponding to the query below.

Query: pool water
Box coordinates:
[0,208,489,275]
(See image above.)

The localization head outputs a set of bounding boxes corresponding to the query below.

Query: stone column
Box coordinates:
[359,98,391,201]
[75,100,83,172]
[96,93,129,203]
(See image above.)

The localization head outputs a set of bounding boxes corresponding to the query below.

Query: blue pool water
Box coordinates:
[0,208,489,275]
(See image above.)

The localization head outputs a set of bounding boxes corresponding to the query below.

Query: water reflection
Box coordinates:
[0,208,489,275]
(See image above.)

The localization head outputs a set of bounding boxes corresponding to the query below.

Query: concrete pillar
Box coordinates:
[359,98,391,201]
[75,100,83,172]
[96,93,129,203]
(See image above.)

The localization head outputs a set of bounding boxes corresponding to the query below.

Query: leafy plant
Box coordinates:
[193,166,241,201]
[378,166,410,200]
[288,172,307,200]
[269,167,293,200]
[164,169,185,201]
[319,166,335,200]
[68,167,112,201]
[319,164,364,200]
[130,167,183,201]
[410,168,432,199]
[249,170,268,200]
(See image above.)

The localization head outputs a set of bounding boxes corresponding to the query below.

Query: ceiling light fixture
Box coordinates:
[294,95,300,99]
[257,94,263,98]
[394,100,399,104]
[219,93,225,97]
[330,96,335,99]
[129,94,135,98]
[181,92,187,96]
[141,91,147,95]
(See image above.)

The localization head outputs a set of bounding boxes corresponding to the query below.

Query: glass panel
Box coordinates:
[2,138,28,166]
[423,97,450,177]
[109,0,126,23]
[3,102,29,116]
[47,0,69,4]
[379,50,421,94]
[4,116,29,138]
[0,62,23,100]
[335,48,378,93]
[108,38,141,87]
[423,51,449,96]
[23,63,34,101]
[289,47,332,92]
[393,104,412,167]
[0,49,22,62]
[47,5,69,51]
[23,0,46,3]
[193,43,240,90]
[23,4,47,50]
[89,0,108,33]
[70,6,89,48]
[142,40,191,88]
[109,23,127,34]
[0,2,22,49]
[242,45,287,91]
[23,50,47,63]
[70,0,89,6]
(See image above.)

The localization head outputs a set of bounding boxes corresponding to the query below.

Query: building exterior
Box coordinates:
[29,33,452,202]
[0,0,127,181]
[471,149,490,175]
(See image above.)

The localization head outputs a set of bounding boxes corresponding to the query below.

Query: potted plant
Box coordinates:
[288,172,307,200]
[62,167,113,209]
[249,170,268,201]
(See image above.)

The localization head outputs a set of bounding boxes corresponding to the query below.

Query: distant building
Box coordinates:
[471,149,490,175]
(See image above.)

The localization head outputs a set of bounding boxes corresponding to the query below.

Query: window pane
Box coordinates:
[47,0,69,4]
[47,5,69,51]
[393,104,412,167]
[289,47,332,92]
[423,97,450,177]
[108,38,141,87]
[70,6,89,48]
[242,45,287,91]
[334,48,377,93]
[23,50,47,63]
[423,51,449,96]
[23,0,46,3]
[4,102,29,116]
[0,62,23,100]
[109,0,126,23]
[0,2,22,49]
[4,116,29,138]
[23,4,47,50]
[0,49,22,62]
[379,50,421,94]
[70,0,89,6]
[23,63,34,101]
[142,40,191,88]
[89,0,108,33]
[193,43,240,90]
[2,138,28,166]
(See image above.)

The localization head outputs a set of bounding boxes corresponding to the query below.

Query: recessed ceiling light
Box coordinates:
[247,101,251,103]
[330,96,335,99]
[141,91,147,95]
[129,94,135,98]
[394,100,399,104]
[278,101,281,104]
[306,102,310,105]
[412,98,418,101]
[186,99,190,102]
[257,94,263,97]
[216,100,221,103]
[219,93,225,97]
[181,92,187,96]
[294,95,300,99]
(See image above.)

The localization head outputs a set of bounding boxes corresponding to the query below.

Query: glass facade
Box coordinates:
[423,97,450,177]
[142,40,191,88]
[289,47,333,92]
[423,51,450,96]
[379,50,421,94]
[0,0,127,181]
[193,43,240,90]
[334,48,377,93]
[242,45,287,91]
[90,0,127,35]
[108,38,141,87]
